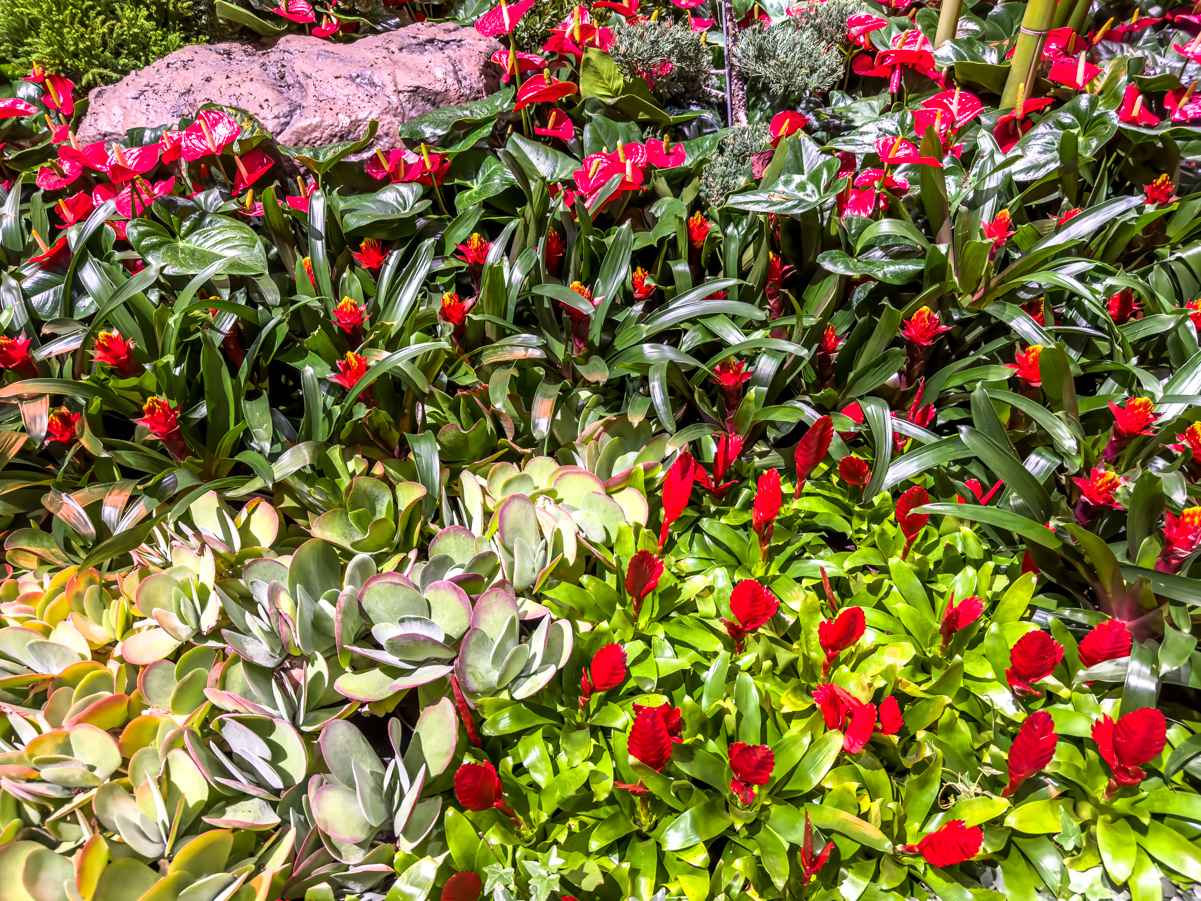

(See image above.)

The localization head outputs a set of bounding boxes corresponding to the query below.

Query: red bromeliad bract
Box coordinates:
[752,469,783,547]
[794,416,834,496]
[728,742,774,803]
[1006,629,1064,696]
[902,820,983,867]
[818,605,865,673]
[1078,619,1133,669]
[722,579,779,652]
[579,642,626,706]
[1005,710,1058,796]
[659,450,698,549]
[1093,706,1166,790]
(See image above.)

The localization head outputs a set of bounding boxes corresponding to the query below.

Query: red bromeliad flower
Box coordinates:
[632,266,656,300]
[752,469,783,548]
[769,110,809,146]
[1008,344,1043,388]
[330,351,368,390]
[993,96,1054,153]
[812,683,876,753]
[794,415,833,496]
[456,232,491,267]
[454,760,516,817]
[895,485,929,557]
[1118,84,1160,127]
[1079,619,1133,669]
[625,549,664,617]
[1144,174,1177,206]
[332,297,367,336]
[514,70,578,111]
[1157,506,1201,573]
[1004,710,1057,796]
[1106,288,1141,324]
[180,109,240,162]
[659,450,698,548]
[728,742,774,804]
[700,431,744,497]
[441,871,483,901]
[629,703,681,771]
[940,595,984,648]
[983,209,1014,253]
[579,643,626,706]
[723,579,779,652]
[351,238,387,271]
[1093,707,1166,791]
[475,0,535,36]
[137,397,187,458]
[1006,630,1064,696]
[901,306,950,347]
[838,454,870,489]
[544,229,565,275]
[1057,207,1082,227]
[302,257,316,287]
[45,408,81,445]
[93,330,138,377]
[1073,466,1123,518]
[800,813,832,885]
[713,358,752,412]
[819,606,865,674]
[902,821,983,867]
[1048,52,1101,90]
[687,211,711,249]
[878,695,904,735]
[1109,396,1157,438]
[440,291,469,331]
[1175,421,1201,459]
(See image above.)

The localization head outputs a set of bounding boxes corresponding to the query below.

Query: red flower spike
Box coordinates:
[902,820,983,867]
[330,352,368,390]
[45,408,81,445]
[352,238,387,271]
[1109,397,1157,437]
[456,232,491,267]
[580,642,627,706]
[544,230,565,275]
[628,705,673,771]
[1008,344,1043,387]
[983,209,1015,252]
[812,683,875,753]
[1175,422,1201,459]
[722,579,780,652]
[1072,466,1123,513]
[1079,619,1132,669]
[901,306,951,346]
[454,760,506,811]
[658,450,698,549]
[625,550,664,617]
[1106,288,1142,324]
[1158,506,1201,573]
[878,695,904,735]
[895,485,930,556]
[93,330,138,377]
[794,415,833,495]
[819,605,865,673]
[1006,629,1064,696]
[1144,174,1177,206]
[687,211,711,248]
[752,469,783,548]
[728,741,774,803]
[801,812,833,885]
[440,292,469,331]
[632,266,656,300]
[441,871,483,901]
[1004,710,1057,796]
[1093,707,1166,789]
[332,297,367,336]
[713,358,752,412]
[940,595,984,647]
[838,454,870,489]
[450,674,481,747]
[137,396,187,459]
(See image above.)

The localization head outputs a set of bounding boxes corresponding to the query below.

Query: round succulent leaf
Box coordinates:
[319,719,385,788]
[495,494,540,551]
[166,829,234,878]
[427,526,488,567]
[21,847,74,901]
[91,858,159,901]
[287,539,343,606]
[397,796,442,852]
[119,628,181,666]
[423,580,473,640]
[309,776,376,846]
[413,698,458,777]
[67,723,121,776]
[201,797,281,830]
[358,573,428,624]
[549,467,606,505]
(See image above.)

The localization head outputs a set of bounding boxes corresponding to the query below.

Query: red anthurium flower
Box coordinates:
[629,704,676,771]
[332,297,367,336]
[514,70,578,111]
[983,209,1014,252]
[940,595,984,648]
[490,48,546,84]
[1047,52,1101,90]
[770,110,809,146]
[1166,86,1201,124]
[687,211,711,248]
[1007,344,1043,387]
[352,238,387,271]
[1118,84,1160,127]
[1006,629,1064,696]
[45,408,81,445]
[921,88,984,130]
[625,549,663,617]
[440,291,469,331]
[800,812,833,885]
[878,695,904,735]
[93,330,138,377]
[875,136,941,168]
[1108,396,1157,437]
[854,29,944,94]
[723,580,779,652]
[0,97,38,119]
[902,820,983,867]
[1144,174,1176,206]
[441,871,483,901]
[895,485,929,557]
[1004,710,1057,796]
[330,351,368,390]
[993,96,1055,153]
[812,684,876,753]
[838,454,870,489]
[180,109,241,162]
[794,415,833,496]
[53,191,94,228]
[901,306,950,347]
[846,12,887,48]
[456,233,491,268]
[1174,33,1201,63]
[454,760,514,814]
[476,0,535,36]
[534,109,574,143]
[645,137,686,169]
[35,73,75,117]
[28,233,70,269]
[36,157,83,192]
[273,0,316,23]
[1078,619,1132,669]
[580,642,627,706]
[713,358,752,412]
[1093,707,1166,790]
[753,469,783,548]
[728,742,774,804]
[632,266,656,300]
[1157,506,1201,573]
[1072,466,1123,514]
[659,450,698,549]
[232,147,274,193]
[1106,288,1141,324]
[819,605,865,674]
[0,335,33,374]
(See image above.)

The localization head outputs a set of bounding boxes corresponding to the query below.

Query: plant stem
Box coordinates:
[719,0,748,126]
[935,0,963,48]
[1000,0,1058,110]
[1063,0,1090,31]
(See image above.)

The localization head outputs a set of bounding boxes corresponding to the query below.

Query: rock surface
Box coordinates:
[79,23,498,151]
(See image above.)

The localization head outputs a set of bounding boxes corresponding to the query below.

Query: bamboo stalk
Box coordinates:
[935,0,963,48]
[1000,0,1058,110]
[1065,0,1092,33]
